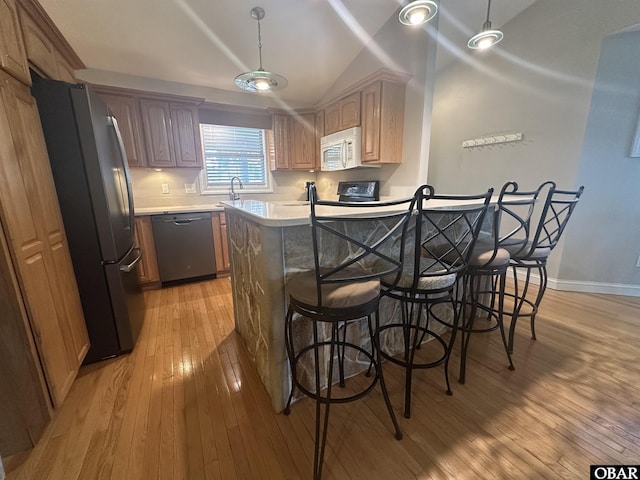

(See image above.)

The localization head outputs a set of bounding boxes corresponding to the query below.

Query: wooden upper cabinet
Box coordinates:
[362,82,382,163]
[140,99,175,168]
[271,113,290,170]
[315,109,324,170]
[17,1,80,83]
[18,6,57,79]
[361,80,405,165]
[324,91,360,135]
[0,0,30,84]
[54,53,76,83]
[140,98,203,168]
[101,93,147,168]
[271,113,317,171]
[290,113,316,170]
[0,72,88,408]
[170,103,203,168]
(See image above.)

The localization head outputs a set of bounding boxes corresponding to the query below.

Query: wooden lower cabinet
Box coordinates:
[212,211,230,274]
[134,216,160,287]
[0,71,89,455]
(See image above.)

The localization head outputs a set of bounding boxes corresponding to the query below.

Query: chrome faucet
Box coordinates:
[230,176,243,200]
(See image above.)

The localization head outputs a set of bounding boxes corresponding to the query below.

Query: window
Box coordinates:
[199,123,271,194]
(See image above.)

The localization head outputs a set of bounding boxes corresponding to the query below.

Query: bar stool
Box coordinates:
[283,184,417,480]
[378,185,493,418]
[503,182,584,352]
[457,181,540,383]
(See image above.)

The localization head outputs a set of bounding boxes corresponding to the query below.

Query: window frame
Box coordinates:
[198,123,273,196]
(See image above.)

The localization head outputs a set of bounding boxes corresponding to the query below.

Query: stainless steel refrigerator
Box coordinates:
[31,74,145,364]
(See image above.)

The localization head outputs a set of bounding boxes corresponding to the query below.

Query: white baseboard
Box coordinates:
[508,270,640,297]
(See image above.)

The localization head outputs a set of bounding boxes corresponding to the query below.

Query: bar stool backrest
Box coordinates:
[496,181,552,257]
[524,183,585,257]
[411,185,494,293]
[308,183,418,308]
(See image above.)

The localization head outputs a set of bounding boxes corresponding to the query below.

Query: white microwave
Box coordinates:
[320,127,378,171]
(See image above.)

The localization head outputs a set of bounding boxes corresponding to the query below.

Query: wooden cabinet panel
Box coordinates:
[212,212,230,273]
[290,113,316,170]
[19,6,57,79]
[323,102,340,136]
[170,103,202,168]
[271,113,289,170]
[140,99,175,168]
[362,82,381,163]
[271,113,317,171]
[0,221,52,455]
[339,92,360,129]
[0,73,88,408]
[323,91,360,135]
[0,0,30,84]
[361,80,405,165]
[134,216,160,285]
[101,93,147,168]
[140,98,202,168]
[53,52,75,83]
[314,110,324,170]
[18,0,83,83]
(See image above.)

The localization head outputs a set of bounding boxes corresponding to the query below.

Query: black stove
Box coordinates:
[337,181,380,202]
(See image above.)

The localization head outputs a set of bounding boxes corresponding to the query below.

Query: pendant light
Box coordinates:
[467,0,504,50]
[235,7,287,93]
[398,0,438,26]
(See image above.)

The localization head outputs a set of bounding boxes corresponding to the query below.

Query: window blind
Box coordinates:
[200,124,267,188]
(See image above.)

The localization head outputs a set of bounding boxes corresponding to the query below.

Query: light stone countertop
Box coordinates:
[220,197,496,228]
[134,204,225,216]
[134,196,496,224]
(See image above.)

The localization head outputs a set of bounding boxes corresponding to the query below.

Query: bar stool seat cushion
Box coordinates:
[288,269,380,309]
[502,241,551,260]
[381,258,457,291]
[469,239,510,268]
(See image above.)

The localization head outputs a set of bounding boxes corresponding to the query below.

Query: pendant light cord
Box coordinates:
[486,0,492,23]
[256,15,264,70]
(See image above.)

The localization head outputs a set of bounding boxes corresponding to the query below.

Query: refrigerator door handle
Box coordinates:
[107,115,135,235]
[120,247,143,273]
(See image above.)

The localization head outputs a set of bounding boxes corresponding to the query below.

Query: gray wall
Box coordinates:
[428,0,640,295]
[315,11,437,200]
[560,29,640,290]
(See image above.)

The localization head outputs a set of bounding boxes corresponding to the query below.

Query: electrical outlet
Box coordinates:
[184,183,197,194]
[161,183,170,194]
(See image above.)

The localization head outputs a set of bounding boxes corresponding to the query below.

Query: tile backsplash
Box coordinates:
[129,168,316,208]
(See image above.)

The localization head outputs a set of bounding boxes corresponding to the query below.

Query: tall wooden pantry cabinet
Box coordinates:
[0,0,89,456]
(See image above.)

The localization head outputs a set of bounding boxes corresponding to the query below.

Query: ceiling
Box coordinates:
[38,0,537,105]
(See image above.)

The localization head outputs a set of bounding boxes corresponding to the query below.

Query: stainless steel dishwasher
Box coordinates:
[152,212,216,283]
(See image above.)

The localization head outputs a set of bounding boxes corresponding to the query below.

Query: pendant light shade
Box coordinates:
[467,0,504,50]
[398,0,438,26]
[235,7,287,92]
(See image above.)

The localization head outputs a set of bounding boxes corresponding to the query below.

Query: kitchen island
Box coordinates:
[222,198,479,412]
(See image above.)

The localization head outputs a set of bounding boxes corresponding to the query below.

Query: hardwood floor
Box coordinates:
[5,278,640,479]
